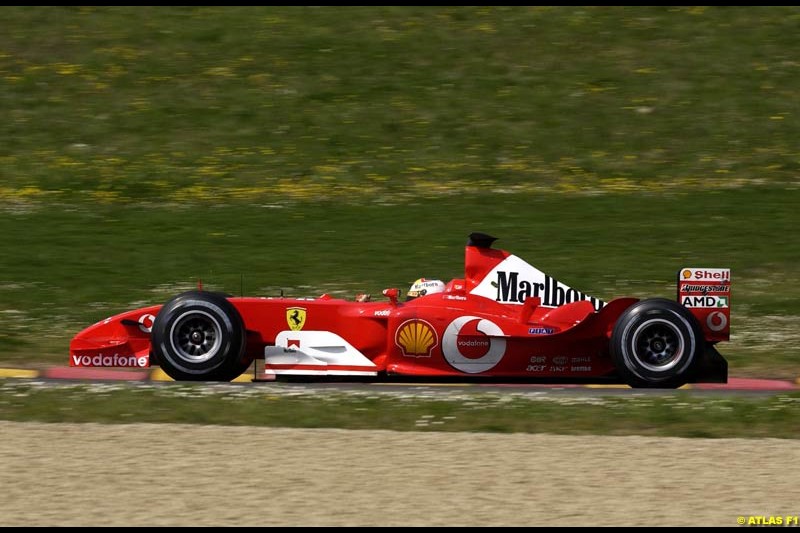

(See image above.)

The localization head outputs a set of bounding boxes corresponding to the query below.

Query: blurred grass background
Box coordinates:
[0,6,798,377]
[2,382,799,438]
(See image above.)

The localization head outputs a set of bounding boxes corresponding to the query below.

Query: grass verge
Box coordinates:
[2,381,799,439]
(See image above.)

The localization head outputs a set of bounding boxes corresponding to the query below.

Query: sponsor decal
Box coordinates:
[552,356,567,365]
[529,356,546,364]
[528,327,555,335]
[706,311,728,332]
[444,295,467,301]
[571,356,591,363]
[526,364,546,372]
[570,365,592,372]
[283,338,301,352]
[138,313,155,334]
[442,316,506,373]
[71,354,148,367]
[680,284,730,294]
[681,296,729,308]
[286,307,307,331]
[374,309,391,317]
[265,331,377,371]
[395,319,438,357]
[682,268,730,282]
[492,271,604,310]
[470,255,605,310]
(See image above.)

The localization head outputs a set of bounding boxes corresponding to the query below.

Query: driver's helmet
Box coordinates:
[406,278,446,301]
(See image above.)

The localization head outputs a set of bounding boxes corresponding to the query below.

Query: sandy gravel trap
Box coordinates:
[1,421,798,526]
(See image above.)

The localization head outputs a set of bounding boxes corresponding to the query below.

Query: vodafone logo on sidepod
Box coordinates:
[442,316,506,374]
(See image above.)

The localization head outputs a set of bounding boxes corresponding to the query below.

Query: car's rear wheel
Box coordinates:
[610,298,703,388]
[152,291,250,381]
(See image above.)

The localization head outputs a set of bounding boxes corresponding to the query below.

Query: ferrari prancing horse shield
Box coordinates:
[286,307,306,331]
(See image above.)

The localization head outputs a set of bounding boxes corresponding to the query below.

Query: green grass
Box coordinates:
[2,7,800,201]
[1,189,797,377]
[2,382,799,438]
[0,7,798,379]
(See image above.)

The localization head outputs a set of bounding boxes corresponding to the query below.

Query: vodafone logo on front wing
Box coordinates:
[138,313,155,333]
[71,354,149,367]
[442,316,506,374]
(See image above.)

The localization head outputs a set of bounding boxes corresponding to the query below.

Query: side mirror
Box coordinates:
[382,288,400,305]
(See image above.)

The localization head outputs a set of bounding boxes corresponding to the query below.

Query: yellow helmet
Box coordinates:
[406,278,446,301]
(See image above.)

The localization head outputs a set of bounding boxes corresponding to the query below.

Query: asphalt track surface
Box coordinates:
[1,365,797,395]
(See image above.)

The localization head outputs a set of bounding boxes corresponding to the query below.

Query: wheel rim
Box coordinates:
[169,310,223,364]
[631,318,684,372]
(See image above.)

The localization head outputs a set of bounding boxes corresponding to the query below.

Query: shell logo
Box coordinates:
[682,269,692,279]
[395,319,438,357]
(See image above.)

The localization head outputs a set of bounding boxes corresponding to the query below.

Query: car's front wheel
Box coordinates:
[151,291,249,381]
[610,298,703,388]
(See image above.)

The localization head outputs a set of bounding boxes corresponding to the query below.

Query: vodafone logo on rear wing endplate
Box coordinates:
[678,267,731,342]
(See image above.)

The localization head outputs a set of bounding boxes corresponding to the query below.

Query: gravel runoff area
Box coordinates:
[1,421,798,526]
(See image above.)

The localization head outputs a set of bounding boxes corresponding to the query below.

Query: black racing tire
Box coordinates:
[151,291,249,381]
[610,298,703,389]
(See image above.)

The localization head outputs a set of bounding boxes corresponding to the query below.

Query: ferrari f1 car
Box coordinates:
[70,233,730,388]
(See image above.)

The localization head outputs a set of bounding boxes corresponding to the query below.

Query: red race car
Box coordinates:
[70,233,730,388]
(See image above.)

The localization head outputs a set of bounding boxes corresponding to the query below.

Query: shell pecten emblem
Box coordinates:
[395,319,438,357]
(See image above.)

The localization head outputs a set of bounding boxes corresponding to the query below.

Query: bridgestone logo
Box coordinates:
[495,271,604,311]
[681,284,730,293]
[71,354,148,367]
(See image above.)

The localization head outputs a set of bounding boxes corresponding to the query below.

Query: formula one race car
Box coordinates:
[70,233,730,388]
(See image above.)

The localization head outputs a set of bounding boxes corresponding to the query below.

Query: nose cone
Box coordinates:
[69,305,161,367]
[70,317,132,357]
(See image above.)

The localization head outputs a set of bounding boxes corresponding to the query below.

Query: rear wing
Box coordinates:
[678,268,730,342]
